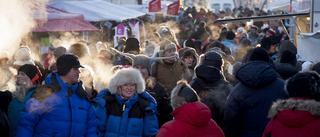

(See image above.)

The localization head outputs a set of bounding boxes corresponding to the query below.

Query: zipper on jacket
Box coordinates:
[67,86,73,137]
[122,99,127,111]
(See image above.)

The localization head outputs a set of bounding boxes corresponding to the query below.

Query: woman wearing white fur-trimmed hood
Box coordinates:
[94,68,159,137]
[157,80,225,137]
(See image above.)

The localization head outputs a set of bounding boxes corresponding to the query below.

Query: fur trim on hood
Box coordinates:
[171,80,199,109]
[181,48,199,69]
[268,98,320,119]
[108,68,145,95]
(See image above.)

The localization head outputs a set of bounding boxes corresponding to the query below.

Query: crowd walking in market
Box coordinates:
[1,5,320,137]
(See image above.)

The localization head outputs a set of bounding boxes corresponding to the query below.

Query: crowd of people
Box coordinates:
[0,5,320,137]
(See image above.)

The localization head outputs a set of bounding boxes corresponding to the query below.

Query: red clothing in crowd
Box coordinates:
[157,101,224,137]
[263,98,320,137]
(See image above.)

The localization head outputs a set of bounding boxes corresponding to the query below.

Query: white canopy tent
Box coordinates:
[297,31,320,63]
[48,0,146,22]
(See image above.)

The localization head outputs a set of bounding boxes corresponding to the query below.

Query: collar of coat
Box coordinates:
[268,98,320,119]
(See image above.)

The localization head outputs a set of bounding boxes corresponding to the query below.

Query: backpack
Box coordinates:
[196,79,230,129]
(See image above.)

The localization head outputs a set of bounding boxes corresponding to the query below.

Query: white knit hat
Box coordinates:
[13,47,34,66]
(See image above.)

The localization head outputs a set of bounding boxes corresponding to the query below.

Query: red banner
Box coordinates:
[167,1,179,16]
[149,0,161,12]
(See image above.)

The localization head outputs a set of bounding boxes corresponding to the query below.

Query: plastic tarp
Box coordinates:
[48,0,146,22]
[32,5,99,32]
[297,31,320,62]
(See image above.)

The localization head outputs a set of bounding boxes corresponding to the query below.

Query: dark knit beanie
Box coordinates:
[286,71,320,100]
[124,37,140,53]
[18,64,39,83]
[280,50,297,66]
[185,39,194,48]
[57,54,83,76]
[226,31,236,40]
[249,47,270,62]
[202,51,223,70]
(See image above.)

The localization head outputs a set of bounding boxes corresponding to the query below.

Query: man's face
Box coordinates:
[65,67,81,85]
[268,45,276,54]
[184,56,194,67]
[162,48,176,63]
[134,65,149,79]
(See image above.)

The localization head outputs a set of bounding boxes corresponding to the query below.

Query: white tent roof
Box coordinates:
[48,0,146,22]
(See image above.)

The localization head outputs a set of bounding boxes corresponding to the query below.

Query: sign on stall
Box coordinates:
[167,1,179,16]
[149,0,161,12]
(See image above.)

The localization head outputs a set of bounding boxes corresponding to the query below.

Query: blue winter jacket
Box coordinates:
[16,72,97,137]
[224,61,289,137]
[8,88,35,137]
[221,39,238,56]
[94,88,159,137]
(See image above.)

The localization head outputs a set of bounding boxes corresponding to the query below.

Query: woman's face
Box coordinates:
[16,71,30,85]
[120,83,136,99]
[184,56,194,67]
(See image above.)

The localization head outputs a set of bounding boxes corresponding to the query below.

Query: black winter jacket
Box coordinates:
[224,61,289,137]
[190,65,233,129]
[145,78,173,127]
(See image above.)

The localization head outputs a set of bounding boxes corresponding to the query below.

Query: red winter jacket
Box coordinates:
[263,98,320,137]
[156,101,224,137]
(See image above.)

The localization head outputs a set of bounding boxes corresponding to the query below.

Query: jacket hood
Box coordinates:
[275,63,298,80]
[181,48,199,69]
[171,80,199,109]
[236,61,278,88]
[268,98,320,127]
[275,40,297,61]
[195,64,223,82]
[108,68,145,94]
[171,101,211,127]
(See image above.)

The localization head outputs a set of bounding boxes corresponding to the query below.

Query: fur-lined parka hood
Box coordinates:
[181,48,199,69]
[268,98,320,127]
[108,68,145,95]
[171,80,199,109]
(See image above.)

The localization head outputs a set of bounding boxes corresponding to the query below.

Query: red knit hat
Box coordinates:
[266,28,276,36]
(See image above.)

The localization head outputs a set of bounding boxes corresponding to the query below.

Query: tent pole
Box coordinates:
[279,19,293,42]
[100,22,104,41]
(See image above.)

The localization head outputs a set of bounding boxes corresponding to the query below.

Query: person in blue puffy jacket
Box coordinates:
[94,68,159,137]
[16,54,97,137]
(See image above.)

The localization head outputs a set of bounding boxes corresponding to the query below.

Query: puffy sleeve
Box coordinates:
[86,104,97,137]
[95,99,107,137]
[16,98,45,137]
[140,91,159,136]
[156,122,177,137]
